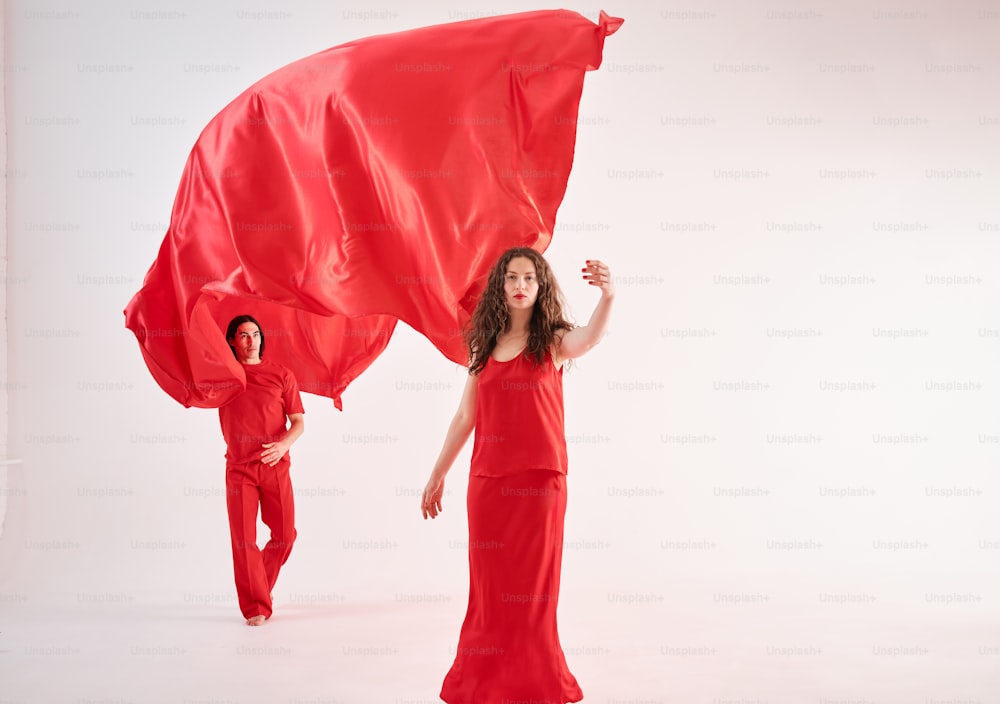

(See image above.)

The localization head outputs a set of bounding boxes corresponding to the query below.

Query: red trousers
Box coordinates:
[225,458,296,620]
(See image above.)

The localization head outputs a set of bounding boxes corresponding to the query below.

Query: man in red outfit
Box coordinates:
[218,315,305,626]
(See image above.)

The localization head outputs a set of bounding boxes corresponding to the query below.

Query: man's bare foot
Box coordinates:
[246,615,267,627]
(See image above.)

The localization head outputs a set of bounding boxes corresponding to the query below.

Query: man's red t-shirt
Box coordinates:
[218,359,304,465]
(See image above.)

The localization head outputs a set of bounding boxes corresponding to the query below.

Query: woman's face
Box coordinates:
[503,256,539,312]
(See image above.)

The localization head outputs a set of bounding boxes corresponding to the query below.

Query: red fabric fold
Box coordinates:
[124,9,621,409]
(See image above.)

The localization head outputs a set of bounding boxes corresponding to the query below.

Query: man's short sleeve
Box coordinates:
[283,368,305,416]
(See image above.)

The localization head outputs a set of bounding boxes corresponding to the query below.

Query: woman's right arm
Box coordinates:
[421,372,479,519]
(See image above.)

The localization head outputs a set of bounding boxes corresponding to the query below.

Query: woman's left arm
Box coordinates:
[556,259,615,362]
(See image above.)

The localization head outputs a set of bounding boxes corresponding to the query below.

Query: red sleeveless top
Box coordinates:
[470,349,567,477]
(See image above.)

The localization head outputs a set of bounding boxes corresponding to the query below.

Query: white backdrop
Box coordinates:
[2,1,999,703]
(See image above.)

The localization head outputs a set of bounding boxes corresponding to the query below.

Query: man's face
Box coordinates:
[229,322,261,364]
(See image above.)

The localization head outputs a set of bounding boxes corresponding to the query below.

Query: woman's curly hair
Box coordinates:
[465,247,572,375]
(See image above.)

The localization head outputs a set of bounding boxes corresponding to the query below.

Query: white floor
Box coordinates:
[4,575,999,703]
[3,409,999,703]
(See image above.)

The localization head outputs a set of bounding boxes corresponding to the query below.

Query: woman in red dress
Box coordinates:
[422,248,614,703]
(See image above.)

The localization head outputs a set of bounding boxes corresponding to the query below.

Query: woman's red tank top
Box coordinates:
[470,348,568,477]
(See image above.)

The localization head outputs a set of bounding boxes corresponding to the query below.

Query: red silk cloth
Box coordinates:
[124,10,622,409]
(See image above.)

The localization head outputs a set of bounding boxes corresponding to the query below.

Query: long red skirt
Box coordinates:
[441,469,582,704]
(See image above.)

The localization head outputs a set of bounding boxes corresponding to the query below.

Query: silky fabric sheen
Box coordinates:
[443,348,581,700]
[471,351,567,477]
[123,10,622,409]
[442,470,580,704]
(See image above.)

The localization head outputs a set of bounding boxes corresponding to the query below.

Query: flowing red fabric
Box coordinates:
[124,10,622,409]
